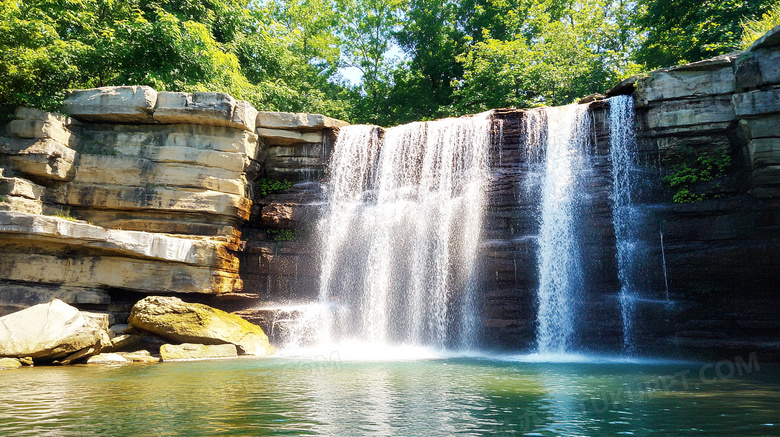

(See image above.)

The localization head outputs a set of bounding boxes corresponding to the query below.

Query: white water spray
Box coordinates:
[534,104,592,354]
[608,95,640,352]
[316,113,493,350]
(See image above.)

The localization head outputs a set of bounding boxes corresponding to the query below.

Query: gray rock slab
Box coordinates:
[63,86,157,123]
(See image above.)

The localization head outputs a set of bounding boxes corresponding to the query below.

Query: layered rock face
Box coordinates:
[0,87,344,325]
[240,113,338,309]
[480,28,780,359]
[481,104,627,353]
[628,29,780,358]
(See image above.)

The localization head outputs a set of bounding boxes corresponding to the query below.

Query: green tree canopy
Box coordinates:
[1,0,778,125]
[636,0,770,68]
[454,0,642,110]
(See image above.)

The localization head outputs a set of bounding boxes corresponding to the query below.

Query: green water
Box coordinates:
[1,355,778,436]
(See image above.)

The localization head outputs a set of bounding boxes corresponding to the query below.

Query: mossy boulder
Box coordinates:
[128,296,274,356]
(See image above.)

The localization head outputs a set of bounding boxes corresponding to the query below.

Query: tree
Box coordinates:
[740,0,780,49]
[0,0,340,121]
[339,0,406,124]
[0,1,79,116]
[454,0,642,111]
[635,0,770,68]
[385,0,466,124]
[256,0,352,118]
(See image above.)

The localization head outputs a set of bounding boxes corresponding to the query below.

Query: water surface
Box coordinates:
[1,355,778,436]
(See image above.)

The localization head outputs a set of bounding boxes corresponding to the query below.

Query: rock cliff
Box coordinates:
[480,26,780,359]
[0,87,343,323]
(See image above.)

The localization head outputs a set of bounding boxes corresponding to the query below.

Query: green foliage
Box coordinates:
[0,1,79,119]
[372,0,464,124]
[2,0,779,126]
[454,0,642,110]
[741,1,780,49]
[663,152,732,203]
[0,0,347,122]
[0,195,5,203]
[257,178,293,197]
[339,0,407,124]
[52,207,78,221]
[266,228,297,242]
[635,0,770,69]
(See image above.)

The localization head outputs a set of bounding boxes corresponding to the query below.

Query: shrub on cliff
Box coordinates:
[741,1,780,49]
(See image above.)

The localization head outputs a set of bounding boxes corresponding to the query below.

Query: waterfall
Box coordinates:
[608,95,639,352]
[534,104,593,354]
[316,113,492,349]
[660,226,671,303]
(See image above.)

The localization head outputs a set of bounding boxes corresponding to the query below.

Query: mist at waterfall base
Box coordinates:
[275,97,666,363]
[279,112,492,360]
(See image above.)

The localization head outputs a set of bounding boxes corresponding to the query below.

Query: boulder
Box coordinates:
[108,324,128,338]
[86,353,129,364]
[154,92,257,132]
[159,343,238,361]
[256,112,349,131]
[59,345,101,365]
[0,299,109,360]
[128,296,274,356]
[116,350,159,363]
[0,358,21,369]
[103,334,167,355]
[63,86,157,123]
[0,137,77,181]
[256,128,323,145]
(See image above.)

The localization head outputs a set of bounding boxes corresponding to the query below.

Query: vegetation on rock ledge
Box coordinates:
[266,228,298,242]
[663,151,732,203]
[257,178,293,197]
[740,1,780,49]
[52,208,79,222]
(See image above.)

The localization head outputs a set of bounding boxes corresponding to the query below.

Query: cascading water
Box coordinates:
[608,95,641,352]
[533,104,593,354]
[316,113,492,349]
